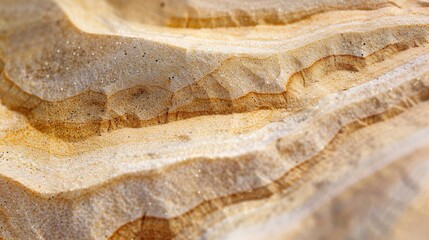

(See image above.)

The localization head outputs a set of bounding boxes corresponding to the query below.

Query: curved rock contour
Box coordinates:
[1,0,429,239]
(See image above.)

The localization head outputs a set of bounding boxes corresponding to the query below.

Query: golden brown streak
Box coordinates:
[108,83,429,240]
[166,3,397,29]
[0,38,425,141]
[0,75,426,239]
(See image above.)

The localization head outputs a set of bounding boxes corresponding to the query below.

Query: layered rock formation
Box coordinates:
[1,0,429,239]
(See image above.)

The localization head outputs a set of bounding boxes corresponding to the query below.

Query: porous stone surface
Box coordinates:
[1,0,429,239]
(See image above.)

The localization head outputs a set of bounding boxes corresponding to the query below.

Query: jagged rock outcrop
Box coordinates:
[1,0,429,239]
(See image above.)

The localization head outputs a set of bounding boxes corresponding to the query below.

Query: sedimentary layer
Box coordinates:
[1,0,429,239]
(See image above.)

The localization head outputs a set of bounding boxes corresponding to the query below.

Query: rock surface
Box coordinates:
[1,0,429,239]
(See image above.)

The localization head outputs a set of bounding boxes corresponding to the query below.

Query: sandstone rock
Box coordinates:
[1,0,429,239]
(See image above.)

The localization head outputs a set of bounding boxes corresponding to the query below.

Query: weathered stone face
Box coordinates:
[1,0,429,239]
